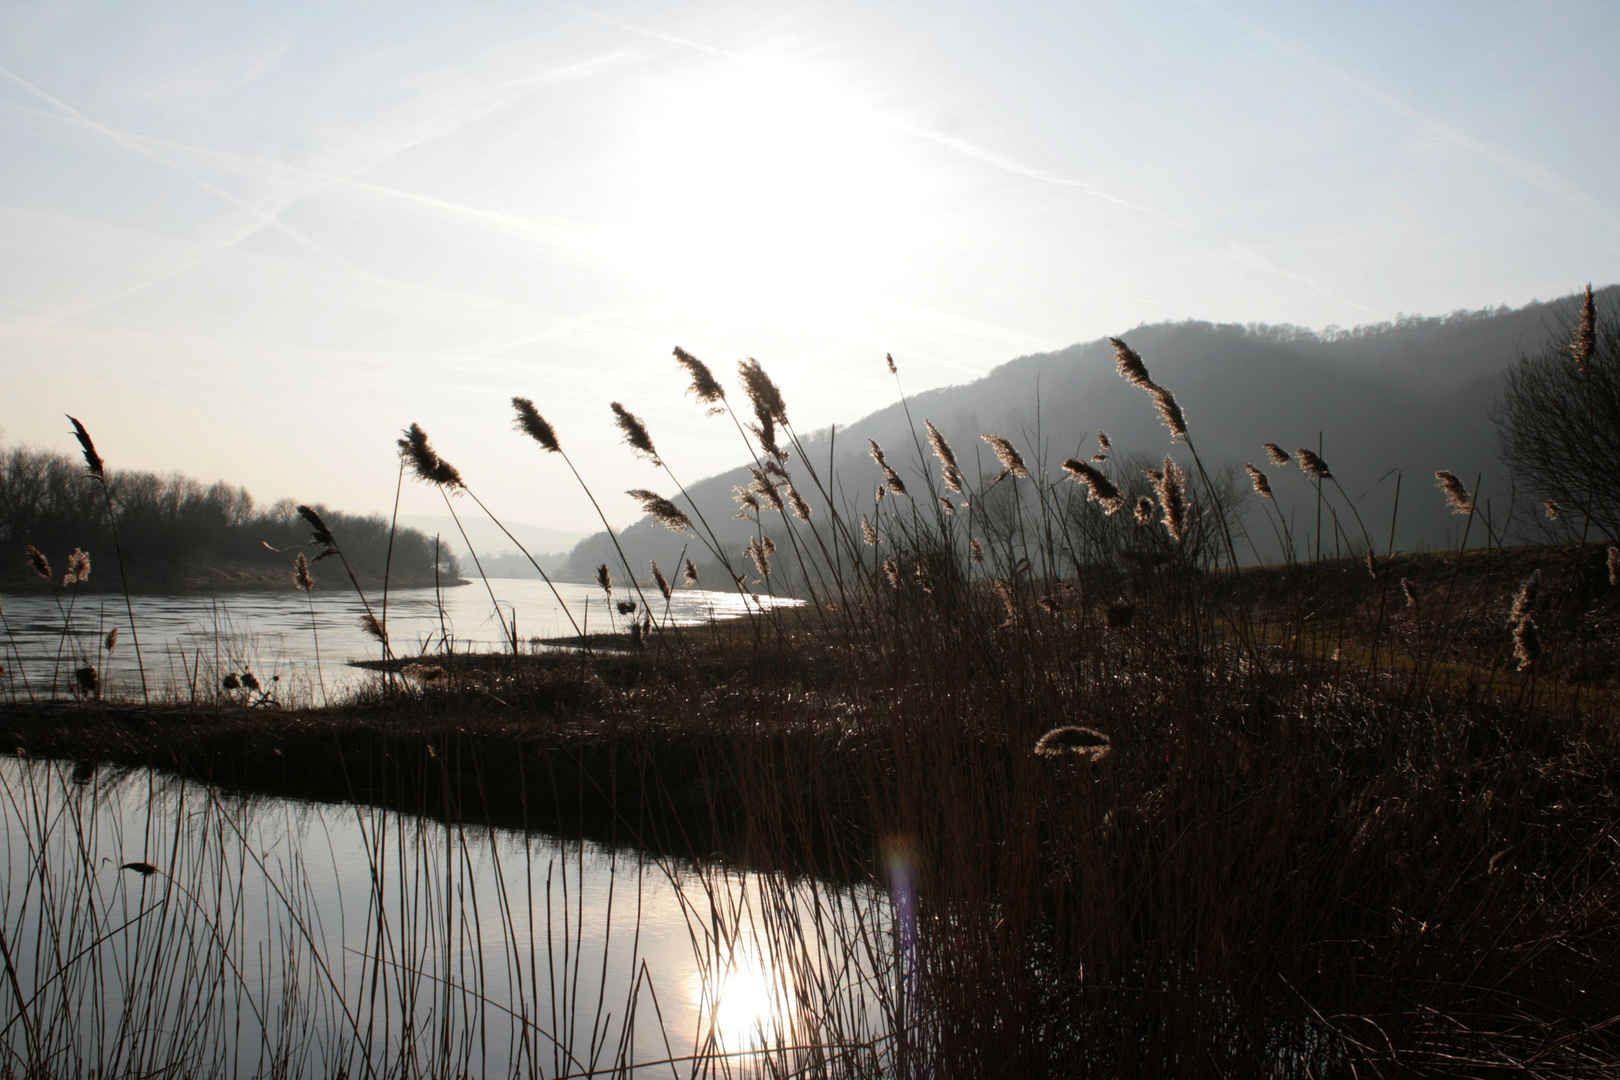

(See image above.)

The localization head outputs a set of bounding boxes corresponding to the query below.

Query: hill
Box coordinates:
[561,287,1613,586]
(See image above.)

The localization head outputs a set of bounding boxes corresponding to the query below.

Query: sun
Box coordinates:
[622,48,933,311]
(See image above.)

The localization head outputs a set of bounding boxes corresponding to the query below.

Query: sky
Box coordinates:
[1,0,1616,533]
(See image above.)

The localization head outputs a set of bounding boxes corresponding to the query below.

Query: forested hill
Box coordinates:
[562,287,1614,586]
[0,445,462,593]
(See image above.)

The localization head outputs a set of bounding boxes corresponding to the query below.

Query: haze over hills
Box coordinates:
[559,287,1614,585]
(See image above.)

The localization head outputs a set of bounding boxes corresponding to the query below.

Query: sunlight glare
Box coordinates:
[696,944,798,1054]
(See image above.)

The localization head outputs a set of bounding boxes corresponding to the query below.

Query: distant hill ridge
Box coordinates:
[563,287,1615,583]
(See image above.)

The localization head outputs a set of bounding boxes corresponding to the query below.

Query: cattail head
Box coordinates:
[1507,569,1541,627]
[297,505,336,549]
[1110,337,1152,389]
[615,599,637,616]
[1149,384,1188,440]
[981,434,1029,479]
[104,627,118,651]
[1155,455,1188,543]
[610,402,661,465]
[1610,546,1620,587]
[683,557,700,586]
[294,552,314,591]
[925,421,965,492]
[595,564,612,596]
[512,397,561,452]
[885,352,897,375]
[1544,499,1562,521]
[1365,548,1378,580]
[1513,616,1541,671]
[1263,443,1290,467]
[74,665,98,696]
[66,416,104,478]
[1245,463,1273,499]
[674,347,726,408]
[651,561,672,601]
[1033,725,1111,761]
[626,489,691,532]
[969,537,985,563]
[67,548,90,582]
[1134,496,1155,525]
[1434,470,1474,515]
[882,558,902,589]
[1573,283,1597,373]
[359,614,388,644]
[398,423,463,488]
[1062,459,1124,514]
[738,357,788,427]
[24,545,50,581]
[1296,448,1332,480]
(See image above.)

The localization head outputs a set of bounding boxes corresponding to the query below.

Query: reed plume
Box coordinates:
[1507,569,1541,627]
[785,480,813,521]
[1513,616,1541,671]
[885,352,897,375]
[1155,455,1188,543]
[222,673,240,690]
[616,600,637,616]
[596,564,612,596]
[1245,463,1273,499]
[738,357,788,427]
[749,469,787,514]
[981,434,1030,479]
[883,558,902,589]
[294,553,313,591]
[915,562,935,594]
[750,417,786,461]
[611,402,661,465]
[1134,496,1155,525]
[398,423,464,488]
[1609,545,1620,587]
[66,415,104,477]
[992,579,1017,623]
[1149,384,1188,440]
[1061,459,1124,513]
[683,557,700,586]
[1097,431,1111,451]
[733,485,761,518]
[1434,470,1475,514]
[673,347,726,411]
[511,397,561,452]
[1111,337,1153,388]
[868,440,909,495]
[1365,548,1378,580]
[875,482,886,502]
[297,505,337,552]
[359,613,388,644]
[241,672,260,692]
[67,548,90,582]
[1574,283,1596,373]
[104,627,118,651]
[925,420,965,492]
[1033,725,1111,761]
[938,496,956,516]
[651,561,671,602]
[626,489,692,532]
[747,536,774,578]
[1545,500,1562,520]
[969,537,984,563]
[1263,443,1290,467]
[1402,577,1418,608]
[1296,448,1332,480]
[25,545,50,581]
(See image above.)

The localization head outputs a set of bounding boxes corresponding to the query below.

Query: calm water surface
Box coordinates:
[0,757,892,1077]
[0,579,789,702]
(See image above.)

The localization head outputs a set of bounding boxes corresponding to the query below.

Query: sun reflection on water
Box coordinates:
[694,943,799,1055]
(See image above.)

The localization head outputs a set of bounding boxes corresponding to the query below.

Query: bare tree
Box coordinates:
[1494,288,1620,540]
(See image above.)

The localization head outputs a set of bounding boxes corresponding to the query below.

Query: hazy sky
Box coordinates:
[2,0,1616,532]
